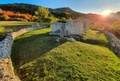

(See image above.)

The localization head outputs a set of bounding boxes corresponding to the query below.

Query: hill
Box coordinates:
[0,3,120,20]
[52,7,81,14]
[0,3,38,15]
[50,7,85,19]
[0,3,85,19]
[11,28,120,81]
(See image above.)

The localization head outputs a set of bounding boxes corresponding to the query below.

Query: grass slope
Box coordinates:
[83,30,108,47]
[11,28,120,81]
[0,21,37,40]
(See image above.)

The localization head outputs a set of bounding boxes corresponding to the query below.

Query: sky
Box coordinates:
[0,0,120,14]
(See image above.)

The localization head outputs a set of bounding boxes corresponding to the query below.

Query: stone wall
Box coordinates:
[49,18,90,37]
[12,26,39,39]
[0,26,40,81]
[65,18,89,35]
[105,31,120,56]
[49,22,63,36]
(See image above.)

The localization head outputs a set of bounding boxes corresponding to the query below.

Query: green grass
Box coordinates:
[0,26,6,40]
[0,21,38,40]
[0,21,37,27]
[12,28,60,68]
[83,30,109,47]
[0,21,37,32]
[11,28,120,81]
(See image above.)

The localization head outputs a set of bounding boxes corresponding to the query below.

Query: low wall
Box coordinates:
[12,26,39,39]
[0,26,40,81]
[105,31,120,56]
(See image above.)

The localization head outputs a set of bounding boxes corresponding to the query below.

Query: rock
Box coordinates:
[66,37,75,41]
[56,38,60,42]
[0,69,3,80]
[49,32,60,36]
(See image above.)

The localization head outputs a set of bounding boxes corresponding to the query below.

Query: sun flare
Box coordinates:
[101,10,111,16]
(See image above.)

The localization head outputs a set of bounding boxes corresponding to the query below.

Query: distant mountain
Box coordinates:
[0,3,85,19]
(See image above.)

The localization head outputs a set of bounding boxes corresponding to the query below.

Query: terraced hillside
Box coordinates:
[11,28,120,81]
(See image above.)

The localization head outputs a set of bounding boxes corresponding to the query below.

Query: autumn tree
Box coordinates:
[34,6,50,22]
[0,10,34,21]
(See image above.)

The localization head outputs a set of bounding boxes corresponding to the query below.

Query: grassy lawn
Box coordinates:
[0,21,37,40]
[82,30,109,47]
[11,28,120,81]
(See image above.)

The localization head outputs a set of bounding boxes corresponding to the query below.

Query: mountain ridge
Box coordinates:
[0,3,85,19]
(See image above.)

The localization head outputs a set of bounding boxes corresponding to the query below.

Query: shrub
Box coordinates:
[110,21,120,37]
[0,26,5,33]
[0,26,6,40]
[58,17,67,23]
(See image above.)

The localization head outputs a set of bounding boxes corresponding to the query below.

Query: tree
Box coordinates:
[51,12,71,20]
[110,21,120,37]
[35,6,50,22]
[58,17,67,23]
[44,16,58,27]
[0,8,3,14]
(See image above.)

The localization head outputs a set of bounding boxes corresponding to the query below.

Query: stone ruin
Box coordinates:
[50,18,120,56]
[49,18,90,39]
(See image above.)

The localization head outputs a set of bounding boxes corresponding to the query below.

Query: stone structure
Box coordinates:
[49,18,90,37]
[105,31,120,56]
[0,26,40,81]
[12,26,39,39]
[49,22,63,36]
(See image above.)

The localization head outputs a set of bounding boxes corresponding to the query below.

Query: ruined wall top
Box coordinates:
[50,18,90,37]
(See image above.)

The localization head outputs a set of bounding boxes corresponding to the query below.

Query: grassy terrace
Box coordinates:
[83,30,109,47]
[0,21,37,40]
[11,28,120,81]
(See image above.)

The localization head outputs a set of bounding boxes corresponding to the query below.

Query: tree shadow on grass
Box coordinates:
[81,38,109,47]
[11,32,66,69]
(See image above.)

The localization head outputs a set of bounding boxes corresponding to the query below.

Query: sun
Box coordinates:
[101,10,111,16]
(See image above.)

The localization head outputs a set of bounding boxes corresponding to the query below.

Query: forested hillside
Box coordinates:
[0,3,85,20]
[0,3,37,15]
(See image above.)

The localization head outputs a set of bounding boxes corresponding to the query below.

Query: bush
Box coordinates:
[58,17,67,23]
[0,26,6,41]
[0,26,5,33]
[110,21,120,37]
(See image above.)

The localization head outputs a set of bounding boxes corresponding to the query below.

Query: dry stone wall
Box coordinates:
[0,26,40,81]
[105,31,120,56]
[49,18,90,37]
[12,26,39,39]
